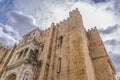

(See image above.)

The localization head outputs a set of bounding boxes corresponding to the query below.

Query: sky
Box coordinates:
[0,0,120,77]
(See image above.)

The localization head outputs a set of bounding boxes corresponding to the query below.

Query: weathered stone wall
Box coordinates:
[37,8,97,80]
[88,28,116,80]
[69,9,96,80]
[0,44,9,68]
[0,44,13,71]
[0,8,116,80]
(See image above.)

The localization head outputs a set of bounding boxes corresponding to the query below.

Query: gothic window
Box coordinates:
[17,50,23,60]
[17,48,29,60]
[22,48,29,58]
[29,49,38,61]
[57,58,61,73]
[5,73,16,80]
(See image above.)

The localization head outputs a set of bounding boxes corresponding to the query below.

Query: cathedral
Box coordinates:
[0,8,116,80]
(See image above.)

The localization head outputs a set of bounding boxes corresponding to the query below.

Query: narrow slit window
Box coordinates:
[59,36,63,47]
[57,58,61,73]
[56,36,63,48]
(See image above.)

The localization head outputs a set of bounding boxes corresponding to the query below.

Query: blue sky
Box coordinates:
[0,0,120,77]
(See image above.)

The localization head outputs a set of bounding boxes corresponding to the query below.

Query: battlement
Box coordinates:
[87,27,102,41]
[87,27,98,34]
[69,8,80,17]
[0,8,116,80]
[43,8,81,31]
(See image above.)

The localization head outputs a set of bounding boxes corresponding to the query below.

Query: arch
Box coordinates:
[5,73,16,80]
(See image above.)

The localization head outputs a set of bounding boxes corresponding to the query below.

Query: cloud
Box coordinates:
[0,0,3,3]
[7,11,37,36]
[113,0,120,14]
[104,39,120,55]
[12,0,117,30]
[99,24,119,34]
[69,1,116,29]
[13,0,71,29]
[109,53,120,73]
[0,0,14,24]
[105,39,120,46]
[92,0,105,3]
[0,0,120,76]
[0,24,19,46]
[1,10,38,46]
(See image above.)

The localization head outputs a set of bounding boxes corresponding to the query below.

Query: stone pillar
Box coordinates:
[0,44,16,71]
[38,24,55,80]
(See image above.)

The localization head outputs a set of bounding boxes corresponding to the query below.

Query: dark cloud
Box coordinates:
[0,25,18,46]
[0,0,14,24]
[7,11,36,36]
[104,39,120,74]
[98,24,119,34]
[105,39,120,46]
[92,0,109,3]
[109,53,120,73]
[114,0,120,15]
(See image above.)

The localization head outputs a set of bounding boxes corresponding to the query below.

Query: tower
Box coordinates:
[0,8,116,80]
[88,27,116,80]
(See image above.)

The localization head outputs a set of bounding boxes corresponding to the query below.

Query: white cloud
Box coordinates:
[7,11,37,36]
[0,24,19,46]
[12,0,118,30]
[0,0,120,76]
[70,2,116,29]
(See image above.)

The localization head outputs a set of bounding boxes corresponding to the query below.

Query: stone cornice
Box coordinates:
[0,59,39,74]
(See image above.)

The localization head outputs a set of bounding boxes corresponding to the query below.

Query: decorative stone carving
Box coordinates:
[29,49,38,61]
[39,43,44,53]
[5,73,16,80]
[23,71,32,80]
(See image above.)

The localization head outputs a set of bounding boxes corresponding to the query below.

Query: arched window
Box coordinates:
[17,48,29,60]
[5,73,16,80]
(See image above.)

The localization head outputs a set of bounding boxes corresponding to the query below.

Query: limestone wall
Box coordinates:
[0,8,116,80]
[36,8,97,80]
[88,28,116,80]
[0,44,10,71]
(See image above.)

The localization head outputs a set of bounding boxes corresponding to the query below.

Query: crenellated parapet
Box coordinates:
[42,8,82,35]
[0,8,116,80]
[87,27,102,46]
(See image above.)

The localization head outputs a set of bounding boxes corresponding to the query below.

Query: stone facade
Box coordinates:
[0,8,116,80]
